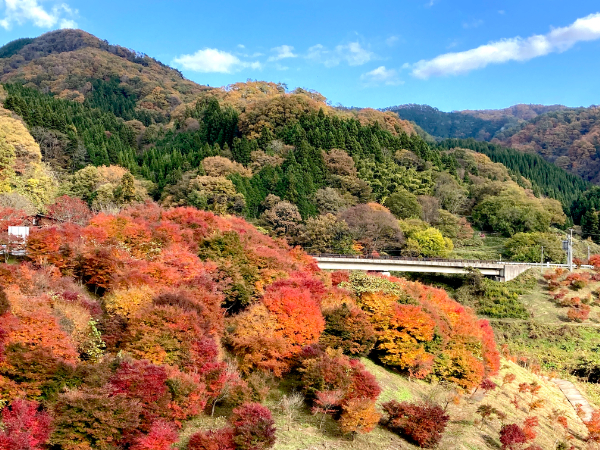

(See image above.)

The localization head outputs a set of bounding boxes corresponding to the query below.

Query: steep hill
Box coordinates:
[0,29,212,124]
[384,103,569,142]
[383,104,507,140]
[0,29,590,261]
[492,107,600,183]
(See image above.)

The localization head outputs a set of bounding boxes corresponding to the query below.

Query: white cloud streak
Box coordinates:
[268,44,297,61]
[361,66,403,86]
[0,0,77,30]
[411,12,600,79]
[385,36,399,47]
[173,48,261,73]
[462,19,484,29]
[307,41,374,67]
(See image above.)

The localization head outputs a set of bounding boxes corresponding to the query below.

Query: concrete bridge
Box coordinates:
[312,255,543,282]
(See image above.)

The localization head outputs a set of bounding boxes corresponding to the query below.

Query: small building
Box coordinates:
[8,226,30,240]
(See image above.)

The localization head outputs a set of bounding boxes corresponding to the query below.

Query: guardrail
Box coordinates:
[310,254,594,269]
[310,254,503,264]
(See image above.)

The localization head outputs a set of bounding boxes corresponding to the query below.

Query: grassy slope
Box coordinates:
[451,230,600,263]
[175,358,589,450]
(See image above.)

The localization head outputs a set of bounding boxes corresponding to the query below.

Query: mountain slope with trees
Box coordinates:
[492,107,600,184]
[0,29,590,262]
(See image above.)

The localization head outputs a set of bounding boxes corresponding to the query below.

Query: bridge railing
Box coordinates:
[310,253,507,265]
[309,254,594,269]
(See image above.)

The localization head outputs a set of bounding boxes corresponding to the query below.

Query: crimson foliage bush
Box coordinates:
[499,423,527,450]
[131,420,178,450]
[0,399,52,450]
[230,403,276,450]
[382,401,449,448]
[187,428,235,450]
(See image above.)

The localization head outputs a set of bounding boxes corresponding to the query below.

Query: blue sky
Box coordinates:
[1,0,600,111]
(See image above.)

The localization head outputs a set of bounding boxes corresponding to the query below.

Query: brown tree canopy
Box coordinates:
[339,204,404,254]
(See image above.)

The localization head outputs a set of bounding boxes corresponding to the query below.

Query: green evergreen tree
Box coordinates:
[581,210,600,242]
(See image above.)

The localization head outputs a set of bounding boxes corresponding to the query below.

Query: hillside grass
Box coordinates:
[175,358,589,450]
[450,229,600,263]
[451,234,506,261]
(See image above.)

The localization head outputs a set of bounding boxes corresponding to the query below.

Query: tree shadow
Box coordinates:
[481,434,501,449]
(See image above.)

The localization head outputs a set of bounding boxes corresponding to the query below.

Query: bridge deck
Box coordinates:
[311,255,584,282]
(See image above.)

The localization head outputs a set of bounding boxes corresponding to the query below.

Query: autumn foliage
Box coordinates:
[0,203,503,447]
[0,399,52,450]
[382,401,450,448]
[340,272,500,389]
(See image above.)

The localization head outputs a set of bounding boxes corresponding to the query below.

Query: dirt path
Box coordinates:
[551,378,595,421]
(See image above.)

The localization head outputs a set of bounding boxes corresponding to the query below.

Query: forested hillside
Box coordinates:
[385,104,569,142]
[438,139,590,208]
[384,102,600,185]
[493,107,600,184]
[0,29,590,263]
[384,104,508,140]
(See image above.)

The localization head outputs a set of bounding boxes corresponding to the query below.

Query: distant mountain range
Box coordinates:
[385,103,600,183]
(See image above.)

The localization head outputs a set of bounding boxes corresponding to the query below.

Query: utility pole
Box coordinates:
[588,245,591,264]
[568,228,574,271]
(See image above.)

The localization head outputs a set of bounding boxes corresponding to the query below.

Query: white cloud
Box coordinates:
[173,48,261,73]
[268,44,297,61]
[307,41,374,67]
[411,12,600,79]
[0,0,77,30]
[446,39,460,49]
[337,42,374,65]
[463,19,484,29]
[59,18,76,28]
[386,35,399,46]
[361,66,403,86]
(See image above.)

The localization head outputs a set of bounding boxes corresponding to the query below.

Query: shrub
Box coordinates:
[590,255,600,270]
[311,390,343,427]
[339,399,380,436]
[299,347,380,405]
[502,373,516,386]
[320,304,377,356]
[299,348,353,400]
[109,359,171,430]
[382,401,449,448]
[0,399,52,450]
[0,286,9,315]
[586,409,600,442]
[566,273,589,291]
[345,359,381,402]
[479,379,497,394]
[51,388,142,449]
[547,280,561,292]
[230,403,276,450]
[131,420,178,450]
[188,428,235,450]
[499,423,527,450]
[567,304,590,323]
